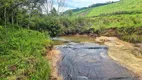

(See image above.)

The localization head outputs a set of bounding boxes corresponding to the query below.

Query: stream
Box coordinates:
[53,37,138,80]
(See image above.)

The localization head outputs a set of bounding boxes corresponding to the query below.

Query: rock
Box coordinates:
[77,76,88,80]
[95,36,117,44]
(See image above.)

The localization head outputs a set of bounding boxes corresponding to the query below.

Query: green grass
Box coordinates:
[90,14,142,30]
[0,25,52,80]
[73,8,93,16]
[72,0,142,30]
[87,0,142,17]
[89,14,142,43]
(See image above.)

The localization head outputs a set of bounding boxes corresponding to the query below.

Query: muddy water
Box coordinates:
[53,37,138,80]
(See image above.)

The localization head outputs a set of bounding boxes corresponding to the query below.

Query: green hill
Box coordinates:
[88,0,142,16]
[73,0,142,16]
[70,0,142,43]
[88,0,142,28]
[71,0,142,29]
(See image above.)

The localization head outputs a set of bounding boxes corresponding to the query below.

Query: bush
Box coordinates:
[30,16,91,36]
[121,34,142,43]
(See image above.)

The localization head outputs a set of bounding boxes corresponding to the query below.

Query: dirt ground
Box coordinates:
[96,36,142,79]
[47,49,63,80]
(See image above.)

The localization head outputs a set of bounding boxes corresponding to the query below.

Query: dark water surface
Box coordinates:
[53,37,138,80]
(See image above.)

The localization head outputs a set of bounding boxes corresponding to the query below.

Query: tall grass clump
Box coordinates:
[0,25,51,80]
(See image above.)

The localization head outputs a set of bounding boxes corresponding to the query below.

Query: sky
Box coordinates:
[43,0,120,13]
[64,0,120,10]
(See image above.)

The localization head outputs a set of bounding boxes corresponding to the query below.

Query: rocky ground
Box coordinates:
[48,36,142,80]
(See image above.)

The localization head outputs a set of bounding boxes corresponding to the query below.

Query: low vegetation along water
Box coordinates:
[52,36,139,80]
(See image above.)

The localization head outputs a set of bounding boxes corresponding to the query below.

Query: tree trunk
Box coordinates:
[4,7,7,28]
[46,0,49,15]
[28,10,31,29]
[4,7,7,35]
[12,10,14,25]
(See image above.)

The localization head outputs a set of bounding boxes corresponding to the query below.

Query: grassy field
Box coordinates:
[87,0,142,16]
[73,8,93,16]
[0,25,51,80]
[90,14,142,30]
[71,0,142,31]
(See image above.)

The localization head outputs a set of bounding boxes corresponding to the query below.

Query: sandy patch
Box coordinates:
[47,49,63,80]
[96,36,142,79]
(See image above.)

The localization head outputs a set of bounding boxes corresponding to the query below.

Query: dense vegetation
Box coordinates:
[0,0,90,79]
[0,0,54,79]
[0,25,51,80]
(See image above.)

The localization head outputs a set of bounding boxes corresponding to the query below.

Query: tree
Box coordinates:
[68,10,73,16]
[43,0,54,15]
[50,7,58,16]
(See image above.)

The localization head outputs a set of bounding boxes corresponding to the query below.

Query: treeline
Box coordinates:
[88,1,117,8]
[0,0,46,26]
[0,0,66,29]
[0,0,89,37]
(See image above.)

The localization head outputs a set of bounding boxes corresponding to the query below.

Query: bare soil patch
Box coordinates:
[96,36,142,79]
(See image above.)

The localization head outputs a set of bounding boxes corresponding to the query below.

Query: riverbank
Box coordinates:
[95,36,142,79]
[47,48,63,80]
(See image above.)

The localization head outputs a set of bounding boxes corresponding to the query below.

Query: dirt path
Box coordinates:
[47,49,63,80]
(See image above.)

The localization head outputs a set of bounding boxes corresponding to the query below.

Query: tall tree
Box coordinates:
[50,7,58,16]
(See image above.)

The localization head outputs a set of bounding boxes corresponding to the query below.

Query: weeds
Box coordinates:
[0,25,51,80]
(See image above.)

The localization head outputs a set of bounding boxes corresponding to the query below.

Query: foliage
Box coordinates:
[58,16,91,35]
[28,15,91,36]
[50,8,58,16]
[66,10,73,16]
[0,25,51,80]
